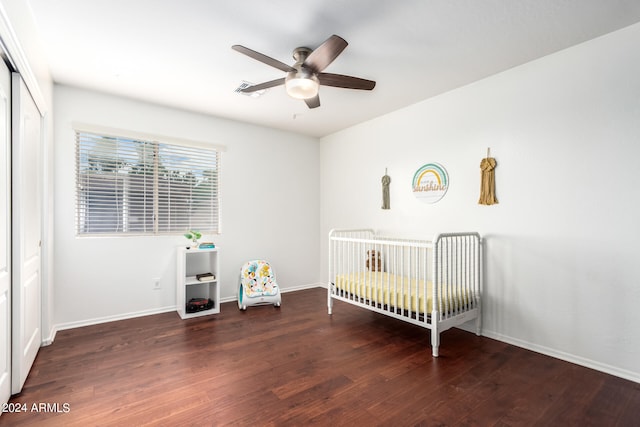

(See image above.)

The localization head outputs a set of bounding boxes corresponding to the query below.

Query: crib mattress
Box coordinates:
[334,272,471,314]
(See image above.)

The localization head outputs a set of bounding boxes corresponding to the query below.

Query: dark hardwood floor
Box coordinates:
[1,287,638,426]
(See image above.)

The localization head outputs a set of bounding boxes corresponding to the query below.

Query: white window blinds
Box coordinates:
[75,130,220,235]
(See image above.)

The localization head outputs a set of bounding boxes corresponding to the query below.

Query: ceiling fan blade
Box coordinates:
[240,78,285,92]
[304,95,320,109]
[318,73,376,90]
[304,35,348,73]
[232,45,295,73]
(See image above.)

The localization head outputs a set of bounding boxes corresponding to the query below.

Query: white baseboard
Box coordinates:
[481,329,640,384]
[219,282,325,304]
[41,329,56,346]
[282,282,326,293]
[45,305,177,345]
[45,284,327,343]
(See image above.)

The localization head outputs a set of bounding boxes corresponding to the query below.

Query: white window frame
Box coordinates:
[74,124,224,236]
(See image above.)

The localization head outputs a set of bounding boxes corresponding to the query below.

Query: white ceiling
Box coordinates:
[26,0,640,138]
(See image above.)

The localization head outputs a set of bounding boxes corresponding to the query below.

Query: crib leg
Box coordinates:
[475,314,482,336]
[327,288,333,315]
[431,328,440,357]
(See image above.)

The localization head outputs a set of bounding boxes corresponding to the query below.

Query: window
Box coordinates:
[75,128,221,235]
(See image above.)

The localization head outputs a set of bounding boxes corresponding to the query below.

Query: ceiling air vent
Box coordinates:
[235,81,267,98]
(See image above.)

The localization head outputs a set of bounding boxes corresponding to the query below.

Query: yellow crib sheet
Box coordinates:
[334,272,471,314]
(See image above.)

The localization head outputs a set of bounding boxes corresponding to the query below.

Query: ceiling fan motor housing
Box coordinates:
[285,47,319,99]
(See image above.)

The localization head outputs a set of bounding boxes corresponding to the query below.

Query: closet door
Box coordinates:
[0,59,11,403]
[11,74,42,394]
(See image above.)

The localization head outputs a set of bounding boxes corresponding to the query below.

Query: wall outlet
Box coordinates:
[152,278,161,290]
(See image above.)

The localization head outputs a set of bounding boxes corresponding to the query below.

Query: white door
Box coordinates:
[11,74,42,394]
[0,58,11,403]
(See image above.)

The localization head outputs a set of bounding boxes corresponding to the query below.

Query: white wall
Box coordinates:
[320,22,640,381]
[53,86,320,329]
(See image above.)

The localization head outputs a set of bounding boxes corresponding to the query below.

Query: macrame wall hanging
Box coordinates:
[479,148,498,205]
[381,168,391,210]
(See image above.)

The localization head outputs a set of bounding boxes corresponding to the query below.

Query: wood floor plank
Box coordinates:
[1,287,638,426]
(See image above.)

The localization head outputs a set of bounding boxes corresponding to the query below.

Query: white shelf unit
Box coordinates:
[176,246,220,319]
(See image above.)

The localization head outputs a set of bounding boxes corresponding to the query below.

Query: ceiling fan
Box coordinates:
[232,35,376,109]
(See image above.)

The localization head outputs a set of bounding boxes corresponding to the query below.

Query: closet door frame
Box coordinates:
[0,53,11,406]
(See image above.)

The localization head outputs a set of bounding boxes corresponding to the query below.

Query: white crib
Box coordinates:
[328,229,482,357]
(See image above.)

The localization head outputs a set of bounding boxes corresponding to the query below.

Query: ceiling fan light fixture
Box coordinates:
[285,73,319,99]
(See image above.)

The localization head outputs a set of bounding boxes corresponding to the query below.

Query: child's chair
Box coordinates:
[238,260,281,310]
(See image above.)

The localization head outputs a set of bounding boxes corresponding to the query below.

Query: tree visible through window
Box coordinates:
[75,130,220,235]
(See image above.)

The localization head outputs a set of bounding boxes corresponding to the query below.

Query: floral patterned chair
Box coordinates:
[238,260,281,310]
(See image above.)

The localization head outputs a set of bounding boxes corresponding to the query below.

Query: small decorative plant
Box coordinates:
[184,230,202,246]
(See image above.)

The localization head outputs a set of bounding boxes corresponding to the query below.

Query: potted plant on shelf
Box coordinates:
[184,230,202,248]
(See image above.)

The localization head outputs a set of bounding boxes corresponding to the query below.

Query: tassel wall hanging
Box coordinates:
[479,148,498,205]
[381,168,391,209]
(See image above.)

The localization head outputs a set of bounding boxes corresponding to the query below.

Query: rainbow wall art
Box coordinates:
[412,163,449,203]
